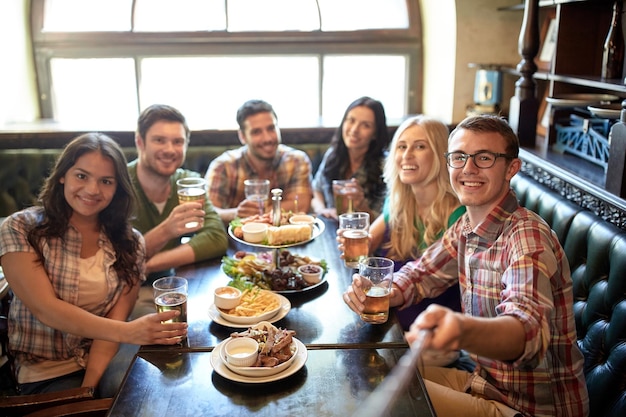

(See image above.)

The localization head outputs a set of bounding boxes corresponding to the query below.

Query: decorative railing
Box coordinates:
[519,149,626,230]
[553,115,610,172]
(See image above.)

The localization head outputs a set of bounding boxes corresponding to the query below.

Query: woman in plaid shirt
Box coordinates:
[0,133,187,395]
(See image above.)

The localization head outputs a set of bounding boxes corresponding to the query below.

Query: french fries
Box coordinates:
[225,289,280,317]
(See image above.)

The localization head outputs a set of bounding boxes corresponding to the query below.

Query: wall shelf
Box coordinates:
[498,0,590,12]
[506,0,626,198]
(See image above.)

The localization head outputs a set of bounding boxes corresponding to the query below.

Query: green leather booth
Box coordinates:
[0,143,328,217]
[511,173,626,417]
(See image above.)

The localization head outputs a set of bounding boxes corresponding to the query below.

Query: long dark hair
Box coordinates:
[27,133,142,287]
[322,96,390,201]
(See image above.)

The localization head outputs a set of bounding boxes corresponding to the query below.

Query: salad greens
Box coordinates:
[221,250,328,291]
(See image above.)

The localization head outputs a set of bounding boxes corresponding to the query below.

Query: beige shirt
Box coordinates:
[19,249,107,383]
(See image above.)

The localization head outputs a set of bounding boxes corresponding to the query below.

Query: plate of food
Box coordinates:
[221,250,328,293]
[209,287,291,329]
[220,322,299,377]
[228,212,325,249]
[216,289,281,325]
[211,337,307,383]
[545,93,619,107]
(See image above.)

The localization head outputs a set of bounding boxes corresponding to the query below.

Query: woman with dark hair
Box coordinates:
[0,133,187,395]
[311,97,390,220]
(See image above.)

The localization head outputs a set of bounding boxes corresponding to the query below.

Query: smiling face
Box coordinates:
[60,151,117,224]
[136,120,188,178]
[342,105,376,154]
[394,124,435,187]
[239,111,281,162]
[447,128,520,224]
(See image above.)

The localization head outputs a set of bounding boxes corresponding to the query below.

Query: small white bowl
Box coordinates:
[224,337,259,367]
[297,264,323,284]
[241,222,268,243]
[289,214,315,225]
[222,339,299,377]
[214,286,242,310]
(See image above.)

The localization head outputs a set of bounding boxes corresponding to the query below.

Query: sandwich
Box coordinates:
[266,224,312,245]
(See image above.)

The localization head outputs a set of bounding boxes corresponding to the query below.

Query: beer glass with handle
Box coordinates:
[333,179,358,215]
[339,212,370,268]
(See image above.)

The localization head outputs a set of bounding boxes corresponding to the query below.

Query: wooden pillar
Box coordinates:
[509,0,539,147]
[606,100,626,197]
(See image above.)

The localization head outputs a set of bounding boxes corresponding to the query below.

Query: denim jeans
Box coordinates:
[19,370,85,395]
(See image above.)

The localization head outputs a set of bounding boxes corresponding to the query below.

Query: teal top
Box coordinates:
[380,197,466,260]
[378,198,466,329]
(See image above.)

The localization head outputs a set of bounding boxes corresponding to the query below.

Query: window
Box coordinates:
[31,0,421,130]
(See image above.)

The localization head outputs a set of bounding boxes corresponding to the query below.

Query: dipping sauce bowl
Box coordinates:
[224,337,259,367]
[297,264,323,284]
[241,222,268,243]
[289,214,315,225]
[214,286,242,310]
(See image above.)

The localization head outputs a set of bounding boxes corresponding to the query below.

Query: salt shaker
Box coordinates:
[271,188,283,226]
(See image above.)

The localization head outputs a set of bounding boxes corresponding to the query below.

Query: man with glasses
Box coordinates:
[343,115,588,417]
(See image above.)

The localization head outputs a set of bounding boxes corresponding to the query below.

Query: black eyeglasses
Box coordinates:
[444,151,515,169]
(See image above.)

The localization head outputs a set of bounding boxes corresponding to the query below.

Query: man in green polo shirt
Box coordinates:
[128,104,227,317]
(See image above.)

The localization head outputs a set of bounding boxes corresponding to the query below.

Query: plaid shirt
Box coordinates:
[205,145,313,210]
[394,190,589,417]
[0,207,145,370]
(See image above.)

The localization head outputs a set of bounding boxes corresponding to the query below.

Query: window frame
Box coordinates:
[30,0,423,125]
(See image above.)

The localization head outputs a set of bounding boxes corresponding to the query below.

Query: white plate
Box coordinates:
[221,272,328,295]
[220,337,298,377]
[208,294,291,328]
[228,218,326,249]
[217,290,282,324]
[211,338,307,383]
[221,251,328,294]
[587,103,622,119]
[545,93,619,107]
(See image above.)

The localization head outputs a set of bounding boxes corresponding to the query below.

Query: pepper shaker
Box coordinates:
[271,188,283,227]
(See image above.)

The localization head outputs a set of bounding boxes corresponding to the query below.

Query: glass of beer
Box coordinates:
[244,179,270,215]
[358,257,395,324]
[153,276,188,325]
[333,179,358,215]
[176,177,207,228]
[339,212,370,268]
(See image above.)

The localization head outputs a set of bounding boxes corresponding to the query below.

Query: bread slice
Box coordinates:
[267,224,312,245]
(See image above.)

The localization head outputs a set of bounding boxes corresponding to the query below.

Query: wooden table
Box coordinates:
[108,348,433,417]
[107,217,436,417]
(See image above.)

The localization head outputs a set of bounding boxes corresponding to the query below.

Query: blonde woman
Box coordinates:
[343,115,465,330]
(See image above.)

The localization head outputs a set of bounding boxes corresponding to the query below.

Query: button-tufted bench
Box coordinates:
[511,173,626,417]
[0,143,328,217]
